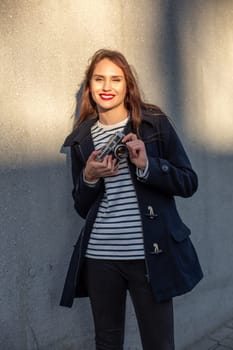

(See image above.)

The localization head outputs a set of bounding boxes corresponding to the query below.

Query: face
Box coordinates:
[90,58,128,115]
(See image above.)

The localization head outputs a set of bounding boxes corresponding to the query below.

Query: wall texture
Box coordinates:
[0,1,233,349]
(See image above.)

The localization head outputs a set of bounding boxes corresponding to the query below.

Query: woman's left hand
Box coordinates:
[122,133,148,170]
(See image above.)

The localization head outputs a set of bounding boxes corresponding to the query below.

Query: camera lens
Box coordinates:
[114,144,128,160]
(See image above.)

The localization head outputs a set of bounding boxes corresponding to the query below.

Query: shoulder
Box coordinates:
[63,117,97,147]
[141,108,171,132]
[140,108,180,152]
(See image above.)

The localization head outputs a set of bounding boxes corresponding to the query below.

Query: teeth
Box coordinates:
[101,94,114,99]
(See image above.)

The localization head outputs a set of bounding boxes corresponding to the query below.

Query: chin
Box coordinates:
[97,104,116,113]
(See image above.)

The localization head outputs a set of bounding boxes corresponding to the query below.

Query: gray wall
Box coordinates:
[1,1,233,349]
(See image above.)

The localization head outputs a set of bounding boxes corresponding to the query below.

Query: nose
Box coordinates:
[103,79,111,91]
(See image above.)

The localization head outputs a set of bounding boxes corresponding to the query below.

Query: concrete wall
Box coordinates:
[0,0,233,349]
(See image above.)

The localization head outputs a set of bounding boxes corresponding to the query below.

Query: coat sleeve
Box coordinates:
[139,116,198,198]
[70,145,103,218]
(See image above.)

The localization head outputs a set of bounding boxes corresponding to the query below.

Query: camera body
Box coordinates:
[95,131,128,162]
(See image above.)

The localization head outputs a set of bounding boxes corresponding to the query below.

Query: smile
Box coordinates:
[99,94,115,101]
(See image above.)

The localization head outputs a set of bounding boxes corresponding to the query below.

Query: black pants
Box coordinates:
[84,258,175,350]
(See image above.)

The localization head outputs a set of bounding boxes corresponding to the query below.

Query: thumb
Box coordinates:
[88,150,100,161]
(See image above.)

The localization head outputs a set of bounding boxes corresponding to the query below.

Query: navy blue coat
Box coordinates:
[60,111,203,307]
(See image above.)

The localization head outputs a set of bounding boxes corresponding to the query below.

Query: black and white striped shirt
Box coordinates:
[85,118,145,260]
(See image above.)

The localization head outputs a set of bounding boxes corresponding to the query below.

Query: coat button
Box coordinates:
[161,164,169,173]
[150,242,163,255]
[145,205,158,219]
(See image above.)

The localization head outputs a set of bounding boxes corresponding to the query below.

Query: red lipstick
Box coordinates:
[99,94,115,100]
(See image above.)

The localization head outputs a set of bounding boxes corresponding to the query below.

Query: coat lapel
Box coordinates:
[78,131,95,162]
[63,117,97,162]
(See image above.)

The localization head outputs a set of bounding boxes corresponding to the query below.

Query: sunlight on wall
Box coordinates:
[179,2,233,153]
[0,1,76,166]
[0,0,164,167]
[0,0,119,166]
[0,0,232,170]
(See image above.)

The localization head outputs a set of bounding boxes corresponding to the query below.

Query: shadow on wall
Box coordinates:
[1,149,233,350]
[154,1,233,348]
[157,0,233,154]
[157,1,184,122]
[0,160,94,349]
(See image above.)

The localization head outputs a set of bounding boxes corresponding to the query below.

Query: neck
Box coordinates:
[98,108,128,125]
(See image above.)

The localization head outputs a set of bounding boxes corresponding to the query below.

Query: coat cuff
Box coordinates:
[82,172,100,187]
[136,158,149,181]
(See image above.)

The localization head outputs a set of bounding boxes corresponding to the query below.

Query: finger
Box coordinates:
[96,155,111,173]
[105,155,111,170]
[100,156,116,173]
[103,167,119,177]
[96,153,110,167]
[106,155,117,171]
[88,150,101,161]
[100,154,112,167]
[127,140,145,151]
[128,148,138,159]
[122,133,137,143]
[127,141,140,154]
[112,158,118,168]
[128,143,147,161]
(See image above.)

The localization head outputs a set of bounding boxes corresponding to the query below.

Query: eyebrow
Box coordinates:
[93,74,124,78]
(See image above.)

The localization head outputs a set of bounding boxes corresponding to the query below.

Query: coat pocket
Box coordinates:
[170,223,191,242]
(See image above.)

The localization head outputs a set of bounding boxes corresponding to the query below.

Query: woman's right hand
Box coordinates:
[83,150,118,183]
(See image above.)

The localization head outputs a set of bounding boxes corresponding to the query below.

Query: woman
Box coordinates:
[60,49,203,350]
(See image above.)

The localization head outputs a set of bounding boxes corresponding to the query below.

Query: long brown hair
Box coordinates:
[73,49,163,135]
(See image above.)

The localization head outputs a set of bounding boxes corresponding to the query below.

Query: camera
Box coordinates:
[95,131,128,162]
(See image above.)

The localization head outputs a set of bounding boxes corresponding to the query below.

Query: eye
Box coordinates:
[95,77,103,81]
[112,78,121,82]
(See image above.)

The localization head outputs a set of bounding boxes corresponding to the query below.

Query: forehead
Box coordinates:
[93,58,124,76]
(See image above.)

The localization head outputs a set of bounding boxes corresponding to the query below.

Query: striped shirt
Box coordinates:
[85,118,145,260]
